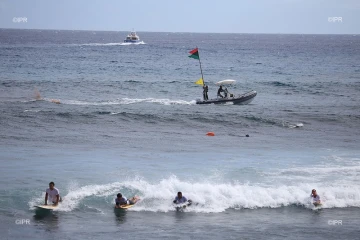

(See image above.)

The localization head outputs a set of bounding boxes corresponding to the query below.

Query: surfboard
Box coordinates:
[175,205,187,211]
[174,200,192,211]
[115,196,140,209]
[313,202,322,207]
[118,204,135,209]
[36,204,58,210]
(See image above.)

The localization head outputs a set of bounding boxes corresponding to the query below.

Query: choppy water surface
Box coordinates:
[0,29,359,239]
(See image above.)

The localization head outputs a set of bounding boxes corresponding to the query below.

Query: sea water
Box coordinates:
[0,29,359,239]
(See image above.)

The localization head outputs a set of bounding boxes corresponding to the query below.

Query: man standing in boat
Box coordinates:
[203,84,208,101]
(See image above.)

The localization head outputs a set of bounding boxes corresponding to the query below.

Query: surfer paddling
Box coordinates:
[173,192,192,206]
[114,193,139,208]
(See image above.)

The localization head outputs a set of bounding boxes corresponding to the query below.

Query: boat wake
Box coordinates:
[40,97,195,106]
[120,41,146,46]
[77,43,126,46]
[76,42,146,46]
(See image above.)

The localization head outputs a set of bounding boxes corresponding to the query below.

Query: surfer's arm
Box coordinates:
[45,192,48,205]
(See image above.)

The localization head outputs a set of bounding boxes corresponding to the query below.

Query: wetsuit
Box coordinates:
[203,85,209,100]
[217,86,224,98]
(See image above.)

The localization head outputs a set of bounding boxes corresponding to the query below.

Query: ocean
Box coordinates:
[0,29,359,239]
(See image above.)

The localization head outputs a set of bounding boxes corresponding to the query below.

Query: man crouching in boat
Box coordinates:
[217,86,224,98]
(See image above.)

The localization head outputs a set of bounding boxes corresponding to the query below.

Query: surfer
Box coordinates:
[217,86,224,98]
[115,193,138,208]
[310,189,321,205]
[173,192,192,205]
[203,84,209,101]
[45,182,62,206]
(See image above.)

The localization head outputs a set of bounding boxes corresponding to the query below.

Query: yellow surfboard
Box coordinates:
[119,204,135,209]
[36,204,58,210]
[115,196,140,209]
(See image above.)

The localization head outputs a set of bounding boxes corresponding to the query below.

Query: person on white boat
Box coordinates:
[223,87,229,98]
[45,182,62,206]
[217,86,224,98]
[203,84,209,100]
[310,189,321,205]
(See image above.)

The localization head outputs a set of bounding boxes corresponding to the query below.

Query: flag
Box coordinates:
[195,78,204,85]
[188,48,199,59]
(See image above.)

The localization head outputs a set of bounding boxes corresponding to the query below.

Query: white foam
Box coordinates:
[120,98,195,105]
[119,41,146,46]
[285,122,304,128]
[52,98,195,106]
[79,43,124,46]
[76,42,146,46]
[28,175,360,213]
[28,192,46,210]
[24,109,41,112]
[274,165,360,176]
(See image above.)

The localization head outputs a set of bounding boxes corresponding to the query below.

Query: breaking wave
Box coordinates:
[29,174,360,213]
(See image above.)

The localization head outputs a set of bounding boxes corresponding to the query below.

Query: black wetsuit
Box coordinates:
[203,85,208,100]
[217,86,224,98]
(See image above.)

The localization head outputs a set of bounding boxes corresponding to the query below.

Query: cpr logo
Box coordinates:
[328,17,342,23]
[328,220,342,225]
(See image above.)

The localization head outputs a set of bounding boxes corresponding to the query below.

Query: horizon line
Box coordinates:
[0,27,358,36]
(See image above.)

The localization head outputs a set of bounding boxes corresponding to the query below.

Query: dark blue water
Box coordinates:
[1,29,360,239]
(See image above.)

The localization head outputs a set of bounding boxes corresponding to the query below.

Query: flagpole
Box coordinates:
[197,47,205,85]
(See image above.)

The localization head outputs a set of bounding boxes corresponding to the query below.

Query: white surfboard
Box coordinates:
[36,204,58,210]
[174,200,192,211]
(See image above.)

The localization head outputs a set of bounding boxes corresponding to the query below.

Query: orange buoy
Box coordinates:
[206,132,215,136]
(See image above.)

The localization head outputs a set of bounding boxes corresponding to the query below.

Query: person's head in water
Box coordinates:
[117,193,122,198]
[312,189,317,196]
[177,192,182,199]
[49,182,55,190]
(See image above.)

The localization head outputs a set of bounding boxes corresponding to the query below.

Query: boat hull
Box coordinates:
[196,90,257,105]
[123,40,140,43]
